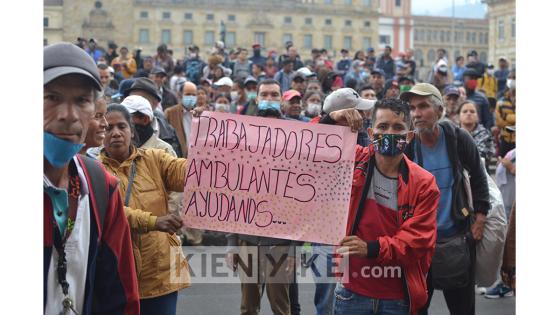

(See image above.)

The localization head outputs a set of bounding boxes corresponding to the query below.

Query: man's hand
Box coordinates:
[336,235,368,257]
[498,157,516,175]
[329,108,363,132]
[471,213,486,241]
[227,252,238,271]
[191,106,208,117]
[155,214,183,234]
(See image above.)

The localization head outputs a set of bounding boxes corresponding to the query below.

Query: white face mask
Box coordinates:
[306,103,322,116]
[487,69,495,76]
[214,103,229,112]
[230,91,239,102]
[507,79,516,89]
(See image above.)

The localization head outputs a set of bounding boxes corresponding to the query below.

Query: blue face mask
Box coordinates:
[246,91,257,101]
[44,132,84,168]
[257,100,281,112]
[182,95,197,109]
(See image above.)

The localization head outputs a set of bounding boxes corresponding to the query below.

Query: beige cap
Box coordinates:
[400,83,443,103]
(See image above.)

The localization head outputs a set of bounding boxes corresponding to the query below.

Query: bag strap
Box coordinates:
[124,161,137,207]
[79,155,108,233]
[350,153,375,235]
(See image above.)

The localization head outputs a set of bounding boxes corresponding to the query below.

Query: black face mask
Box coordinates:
[134,123,154,147]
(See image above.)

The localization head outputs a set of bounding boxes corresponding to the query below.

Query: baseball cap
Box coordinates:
[150,67,167,76]
[252,43,261,49]
[292,72,306,82]
[244,76,258,85]
[371,68,386,77]
[128,77,162,102]
[323,88,375,114]
[121,95,154,121]
[296,67,313,78]
[214,77,234,87]
[282,90,302,102]
[44,42,102,90]
[443,85,460,97]
[367,47,375,53]
[400,83,443,103]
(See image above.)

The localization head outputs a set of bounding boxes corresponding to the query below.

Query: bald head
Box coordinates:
[182,82,197,96]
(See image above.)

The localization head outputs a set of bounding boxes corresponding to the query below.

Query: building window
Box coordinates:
[325,18,332,25]
[466,32,471,43]
[325,0,333,4]
[183,30,193,45]
[480,52,488,63]
[427,49,436,63]
[364,21,371,27]
[362,37,372,50]
[184,12,192,20]
[446,31,451,42]
[427,30,432,42]
[511,17,516,38]
[228,14,236,22]
[284,16,292,24]
[380,35,391,46]
[344,0,352,5]
[207,14,214,21]
[343,36,352,49]
[226,31,236,46]
[485,32,489,44]
[304,34,313,49]
[345,20,352,27]
[305,17,313,25]
[419,29,424,41]
[139,29,149,43]
[283,34,293,45]
[140,11,148,19]
[440,30,445,42]
[324,35,333,50]
[162,12,171,20]
[363,0,372,5]
[161,29,171,44]
[44,17,49,27]
[254,32,265,47]
[498,19,504,40]
[472,32,476,43]
[204,31,214,45]
[414,29,418,41]
[396,0,401,6]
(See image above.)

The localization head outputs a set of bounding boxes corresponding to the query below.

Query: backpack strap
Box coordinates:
[78,155,108,235]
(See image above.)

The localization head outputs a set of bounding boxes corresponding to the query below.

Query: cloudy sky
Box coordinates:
[412,0,483,16]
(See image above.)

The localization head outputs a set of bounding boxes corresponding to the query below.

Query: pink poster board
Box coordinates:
[182,112,357,245]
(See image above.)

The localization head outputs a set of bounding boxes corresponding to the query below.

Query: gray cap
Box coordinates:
[44,42,102,90]
[323,88,375,114]
[128,77,162,102]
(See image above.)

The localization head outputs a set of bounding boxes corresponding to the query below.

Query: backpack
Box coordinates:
[78,155,108,232]
[185,58,205,85]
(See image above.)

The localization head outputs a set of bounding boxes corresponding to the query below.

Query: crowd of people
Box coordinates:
[44,37,516,315]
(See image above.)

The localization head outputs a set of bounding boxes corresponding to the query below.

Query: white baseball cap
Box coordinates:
[121,95,154,121]
[322,88,376,114]
[214,76,233,87]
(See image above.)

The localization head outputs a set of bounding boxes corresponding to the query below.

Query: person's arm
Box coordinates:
[127,58,137,75]
[153,149,188,192]
[318,108,363,132]
[495,102,507,128]
[92,176,140,315]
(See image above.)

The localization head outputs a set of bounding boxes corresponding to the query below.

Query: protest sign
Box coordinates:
[182,112,357,245]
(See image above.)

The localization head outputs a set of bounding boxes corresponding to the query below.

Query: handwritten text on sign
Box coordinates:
[182,112,356,245]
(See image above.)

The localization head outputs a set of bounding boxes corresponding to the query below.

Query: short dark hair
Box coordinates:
[214,92,231,103]
[455,56,464,63]
[372,98,411,127]
[457,100,478,116]
[257,79,281,95]
[97,63,109,70]
[358,85,375,95]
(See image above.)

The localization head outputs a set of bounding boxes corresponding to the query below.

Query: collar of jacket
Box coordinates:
[100,145,141,169]
[357,146,410,185]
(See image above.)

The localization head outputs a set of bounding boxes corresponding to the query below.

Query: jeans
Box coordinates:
[140,291,178,315]
[334,283,409,315]
[312,244,337,315]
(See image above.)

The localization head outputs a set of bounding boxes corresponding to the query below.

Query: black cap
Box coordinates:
[128,77,162,102]
[398,76,415,84]
[468,50,478,57]
[44,42,102,90]
[150,67,167,76]
[463,68,480,79]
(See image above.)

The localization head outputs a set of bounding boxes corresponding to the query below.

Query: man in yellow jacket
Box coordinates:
[111,46,137,79]
[477,64,498,111]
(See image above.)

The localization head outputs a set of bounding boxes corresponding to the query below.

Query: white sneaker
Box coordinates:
[475,285,487,295]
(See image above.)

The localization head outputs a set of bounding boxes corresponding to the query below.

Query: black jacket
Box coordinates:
[404,121,490,226]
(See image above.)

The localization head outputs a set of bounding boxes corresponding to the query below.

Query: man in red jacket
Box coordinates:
[320,97,439,315]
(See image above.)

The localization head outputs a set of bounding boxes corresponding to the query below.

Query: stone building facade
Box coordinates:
[483,0,515,65]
